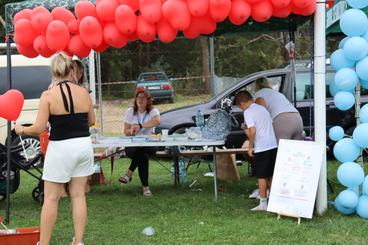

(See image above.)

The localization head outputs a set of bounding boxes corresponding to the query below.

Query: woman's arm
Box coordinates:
[88,97,96,126]
[255,97,266,107]
[15,91,50,136]
[141,115,160,129]
[124,122,134,136]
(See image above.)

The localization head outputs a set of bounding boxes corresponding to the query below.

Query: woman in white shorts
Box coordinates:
[15,53,95,245]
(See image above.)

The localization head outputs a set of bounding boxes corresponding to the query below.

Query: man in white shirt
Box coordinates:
[236,90,278,211]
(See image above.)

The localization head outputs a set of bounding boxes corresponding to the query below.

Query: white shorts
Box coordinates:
[42,137,94,183]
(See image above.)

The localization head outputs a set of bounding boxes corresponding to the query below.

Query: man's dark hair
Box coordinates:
[235,90,253,105]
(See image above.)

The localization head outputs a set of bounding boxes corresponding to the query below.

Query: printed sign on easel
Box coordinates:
[267,139,324,219]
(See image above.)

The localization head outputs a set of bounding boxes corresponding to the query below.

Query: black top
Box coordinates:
[49,81,90,141]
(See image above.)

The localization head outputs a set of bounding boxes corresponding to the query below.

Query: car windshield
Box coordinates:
[139,73,166,82]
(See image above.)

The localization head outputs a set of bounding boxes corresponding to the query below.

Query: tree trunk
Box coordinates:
[200,37,211,94]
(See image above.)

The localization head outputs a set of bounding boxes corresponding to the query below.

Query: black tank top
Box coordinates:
[49,81,90,141]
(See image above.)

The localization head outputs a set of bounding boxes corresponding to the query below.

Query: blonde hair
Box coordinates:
[50,52,74,80]
[255,77,271,91]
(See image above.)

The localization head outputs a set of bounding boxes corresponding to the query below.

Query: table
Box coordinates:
[93,137,225,201]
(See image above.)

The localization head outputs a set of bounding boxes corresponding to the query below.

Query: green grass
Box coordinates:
[2,160,368,245]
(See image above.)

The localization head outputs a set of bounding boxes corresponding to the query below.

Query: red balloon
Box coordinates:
[245,0,263,4]
[115,5,137,35]
[79,16,103,48]
[46,20,70,51]
[103,23,128,48]
[16,44,38,58]
[31,6,49,16]
[229,0,251,25]
[140,0,162,23]
[209,0,231,22]
[157,17,178,43]
[93,41,110,53]
[273,4,291,18]
[14,9,32,23]
[33,35,54,57]
[270,0,291,8]
[96,0,119,22]
[31,9,53,34]
[14,19,38,47]
[68,35,91,58]
[293,0,316,16]
[68,19,80,34]
[0,90,24,121]
[199,14,217,35]
[118,0,140,12]
[187,0,209,17]
[51,7,76,26]
[251,1,273,22]
[127,32,139,41]
[293,0,314,9]
[136,16,156,43]
[183,19,201,39]
[75,1,98,19]
[162,0,191,31]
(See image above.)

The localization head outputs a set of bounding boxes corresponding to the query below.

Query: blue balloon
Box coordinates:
[347,0,368,9]
[334,91,355,111]
[360,104,368,123]
[334,196,356,215]
[363,176,368,196]
[356,57,368,81]
[352,123,368,148]
[340,9,368,36]
[329,126,345,141]
[357,195,368,219]
[334,68,358,91]
[337,162,365,188]
[333,138,360,162]
[329,80,340,97]
[361,80,368,90]
[337,189,359,209]
[330,49,355,71]
[339,37,350,49]
[343,37,368,61]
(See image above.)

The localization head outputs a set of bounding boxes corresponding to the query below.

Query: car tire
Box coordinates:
[11,135,43,167]
[169,97,174,103]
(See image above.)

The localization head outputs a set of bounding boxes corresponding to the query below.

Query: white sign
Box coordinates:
[326,1,347,29]
[267,139,324,219]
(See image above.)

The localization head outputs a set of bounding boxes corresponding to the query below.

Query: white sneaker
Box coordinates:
[250,203,268,211]
[248,188,259,199]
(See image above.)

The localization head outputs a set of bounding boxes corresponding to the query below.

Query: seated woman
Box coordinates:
[119,90,160,196]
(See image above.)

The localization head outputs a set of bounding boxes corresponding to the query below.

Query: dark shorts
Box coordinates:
[253,148,277,178]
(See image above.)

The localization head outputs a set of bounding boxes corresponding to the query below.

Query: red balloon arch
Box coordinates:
[13,0,316,58]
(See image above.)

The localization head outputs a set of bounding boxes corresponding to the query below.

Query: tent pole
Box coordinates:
[96,52,103,133]
[89,50,96,105]
[314,0,327,215]
[5,34,12,224]
[209,36,215,97]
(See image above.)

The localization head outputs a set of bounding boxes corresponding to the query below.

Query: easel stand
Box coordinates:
[277,213,302,225]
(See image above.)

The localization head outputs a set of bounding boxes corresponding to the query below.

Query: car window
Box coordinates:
[218,74,284,108]
[139,73,167,82]
[0,66,51,99]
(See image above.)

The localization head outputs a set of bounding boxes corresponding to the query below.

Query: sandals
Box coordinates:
[118,174,132,184]
[143,188,152,197]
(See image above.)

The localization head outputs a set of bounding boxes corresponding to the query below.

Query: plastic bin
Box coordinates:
[0,227,40,245]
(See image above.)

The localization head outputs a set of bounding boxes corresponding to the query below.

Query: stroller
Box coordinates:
[0,142,44,204]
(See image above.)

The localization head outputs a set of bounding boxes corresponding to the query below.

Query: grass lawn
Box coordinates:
[2,159,368,245]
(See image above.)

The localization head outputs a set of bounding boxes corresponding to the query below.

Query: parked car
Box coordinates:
[136,71,174,103]
[157,65,368,149]
[0,54,51,160]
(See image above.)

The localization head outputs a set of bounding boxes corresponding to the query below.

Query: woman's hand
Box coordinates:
[247,148,253,158]
[131,124,141,135]
[15,125,24,135]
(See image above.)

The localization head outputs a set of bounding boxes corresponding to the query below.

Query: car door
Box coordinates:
[213,71,287,148]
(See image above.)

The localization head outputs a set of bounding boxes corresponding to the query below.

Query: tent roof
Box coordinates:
[326,0,368,35]
[5,0,311,36]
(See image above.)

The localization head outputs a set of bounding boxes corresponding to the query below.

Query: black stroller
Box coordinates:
[0,143,44,204]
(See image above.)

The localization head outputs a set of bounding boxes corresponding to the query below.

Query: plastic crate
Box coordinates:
[0,227,40,245]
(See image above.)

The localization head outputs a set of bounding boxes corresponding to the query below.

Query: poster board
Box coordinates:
[267,139,324,219]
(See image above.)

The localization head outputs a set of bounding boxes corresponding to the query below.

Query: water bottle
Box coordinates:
[94,162,101,173]
[179,159,188,184]
[195,110,205,129]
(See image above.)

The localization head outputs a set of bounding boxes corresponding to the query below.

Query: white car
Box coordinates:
[0,54,51,160]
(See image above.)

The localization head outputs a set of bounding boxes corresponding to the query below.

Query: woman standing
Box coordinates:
[119,90,160,197]
[254,77,304,142]
[15,53,95,245]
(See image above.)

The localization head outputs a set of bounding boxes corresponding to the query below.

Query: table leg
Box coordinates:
[174,155,180,186]
[213,146,218,202]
